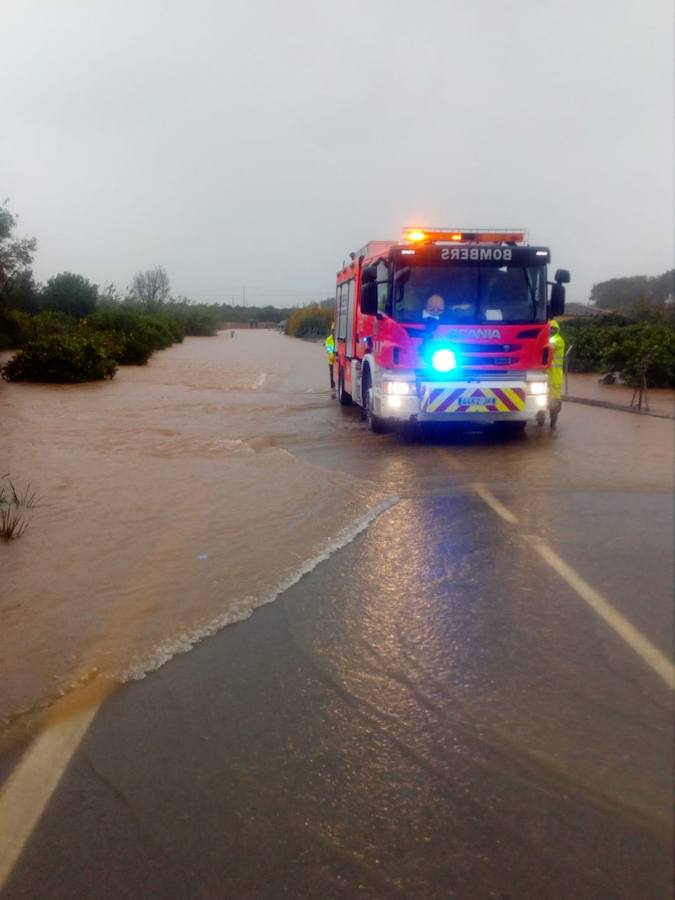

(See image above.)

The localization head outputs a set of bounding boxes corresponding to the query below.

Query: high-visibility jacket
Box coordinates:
[548,331,565,400]
[324,333,335,364]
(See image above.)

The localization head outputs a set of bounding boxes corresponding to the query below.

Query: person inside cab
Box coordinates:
[422,294,445,321]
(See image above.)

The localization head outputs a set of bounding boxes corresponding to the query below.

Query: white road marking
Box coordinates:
[471,484,675,691]
[0,698,103,890]
[526,536,675,690]
[471,482,520,524]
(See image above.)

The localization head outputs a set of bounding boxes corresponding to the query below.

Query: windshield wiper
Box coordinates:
[522,267,537,313]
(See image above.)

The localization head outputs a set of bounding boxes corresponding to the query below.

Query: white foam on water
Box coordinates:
[213,438,254,453]
[115,494,399,682]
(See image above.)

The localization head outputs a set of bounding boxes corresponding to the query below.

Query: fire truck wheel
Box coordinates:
[337,367,352,406]
[362,371,386,434]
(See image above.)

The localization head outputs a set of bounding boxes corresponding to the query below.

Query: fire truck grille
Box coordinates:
[416,369,511,378]
[462,354,512,364]
[454,343,522,354]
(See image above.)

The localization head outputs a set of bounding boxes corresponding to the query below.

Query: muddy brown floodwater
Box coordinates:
[0,331,391,725]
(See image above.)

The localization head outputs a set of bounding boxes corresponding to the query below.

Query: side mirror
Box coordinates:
[554,268,570,284]
[360,282,378,315]
[361,265,377,284]
[550,283,565,317]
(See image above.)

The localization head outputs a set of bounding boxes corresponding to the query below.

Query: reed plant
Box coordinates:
[0,505,27,542]
[0,475,40,541]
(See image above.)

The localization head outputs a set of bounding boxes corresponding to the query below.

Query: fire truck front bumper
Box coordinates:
[374,380,549,423]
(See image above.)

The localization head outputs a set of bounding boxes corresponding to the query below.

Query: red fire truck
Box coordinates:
[333,227,570,433]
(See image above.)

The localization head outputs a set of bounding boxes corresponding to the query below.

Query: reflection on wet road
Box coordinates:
[1,338,673,899]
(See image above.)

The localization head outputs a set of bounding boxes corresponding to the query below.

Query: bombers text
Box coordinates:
[440,247,512,261]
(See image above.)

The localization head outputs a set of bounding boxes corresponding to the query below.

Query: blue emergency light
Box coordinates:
[431,348,457,373]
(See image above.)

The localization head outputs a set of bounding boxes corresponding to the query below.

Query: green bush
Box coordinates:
[42,272,98,317]
[563,317,675,387]
[0,308,32,349]
[170,305,219,336]
[87,309,180,364]
[1,334,117,383]
[24,311,77,341]
[601,323,675,388]
[1,309,80,350]
[286,304,333,337]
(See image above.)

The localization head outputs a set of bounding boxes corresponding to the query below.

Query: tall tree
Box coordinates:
[590,271,674,310]
[42,272,98,317]
[0,200,37,308]
[131,266,171,308]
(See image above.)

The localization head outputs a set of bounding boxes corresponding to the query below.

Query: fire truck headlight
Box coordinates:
[385,381,412,395]
[431,349,457,373]
[387,396,402,409]
[529,382,547,395]
[536,395,548,408]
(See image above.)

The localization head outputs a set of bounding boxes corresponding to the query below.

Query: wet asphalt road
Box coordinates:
[1,402,673,899]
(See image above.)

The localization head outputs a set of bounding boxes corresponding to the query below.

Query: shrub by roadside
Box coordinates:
[285,304,333,337]
[562,315,675,388]
[1,334,117,383]
[87,309,180,364]
[0,308,31,350]
[165,303,220,336]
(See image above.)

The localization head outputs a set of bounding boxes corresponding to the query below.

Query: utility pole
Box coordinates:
[242,286,246,307]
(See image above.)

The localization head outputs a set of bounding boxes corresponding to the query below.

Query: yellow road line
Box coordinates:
[471,484,675,691]
[0,696,105,890]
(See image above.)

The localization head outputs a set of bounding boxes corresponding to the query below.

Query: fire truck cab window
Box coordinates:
[392,264,546,324]
[336,279,355,348]
[376,261,390,314]
[336,283,348,340]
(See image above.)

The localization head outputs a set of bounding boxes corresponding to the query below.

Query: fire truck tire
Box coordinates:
[337,367,352,406]
[362,371,386,434]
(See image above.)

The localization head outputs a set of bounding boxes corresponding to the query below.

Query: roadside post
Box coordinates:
[630,358,651,412]
[564,343,575,395]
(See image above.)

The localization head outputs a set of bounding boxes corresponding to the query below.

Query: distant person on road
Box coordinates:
[324,325,336,391]
[231,330,235,338]
[547,319,565,428]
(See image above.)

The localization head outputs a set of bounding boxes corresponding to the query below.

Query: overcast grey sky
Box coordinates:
[2,0,672,306]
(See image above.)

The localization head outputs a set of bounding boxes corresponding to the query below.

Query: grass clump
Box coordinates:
[0,506,27,542]
[0,476,36,542]
[6,479,40,508]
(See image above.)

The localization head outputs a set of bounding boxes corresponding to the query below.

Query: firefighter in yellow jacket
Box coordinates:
[324,325,336,391]
[548,319,565,428]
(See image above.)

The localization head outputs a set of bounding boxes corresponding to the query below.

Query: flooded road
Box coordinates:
[1,331,389,723]
[1,331,673,898]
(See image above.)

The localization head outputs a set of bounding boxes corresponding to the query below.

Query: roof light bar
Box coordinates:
[402,227,528,245]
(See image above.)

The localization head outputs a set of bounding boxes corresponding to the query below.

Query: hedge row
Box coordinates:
[285,304,333,337]
[562,315,674,388]
[1,304,221,383]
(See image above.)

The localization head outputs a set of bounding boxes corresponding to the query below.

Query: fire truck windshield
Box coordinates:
[391,263,547,324]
